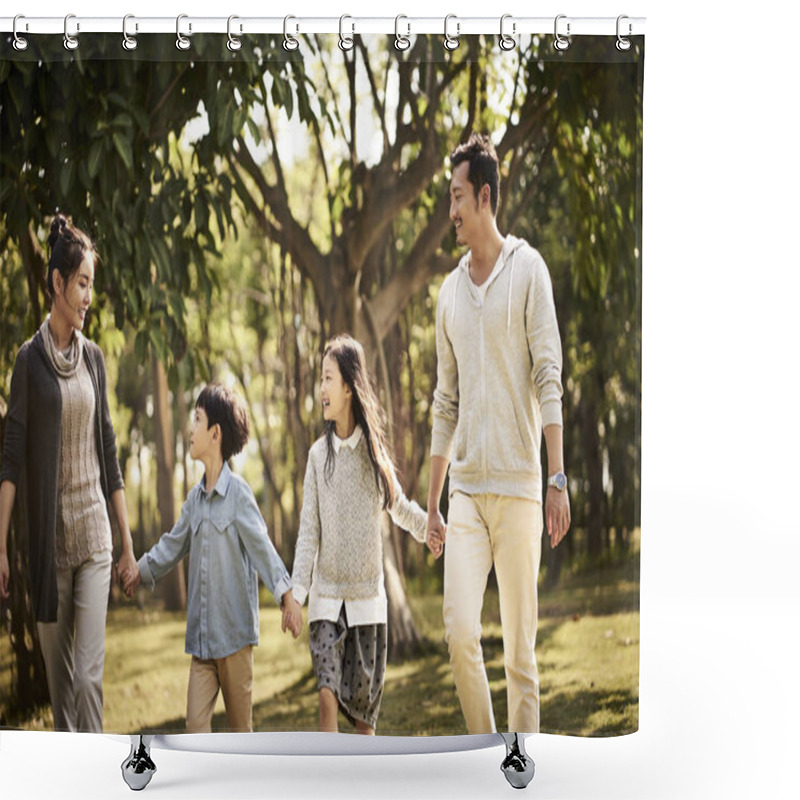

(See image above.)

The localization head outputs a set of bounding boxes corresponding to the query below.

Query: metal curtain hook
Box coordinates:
[63,13,79,51]
[176,14,191,51]
[616,15,632,51]
[444,14,459,51]
[554,14,570,52]
[339,15,354,51]
[227,15,242,51]
[500,14,516,51]
[394,15,411,51]
[122,14,138,51]
[283,15,299,51]
[13,14,29,51]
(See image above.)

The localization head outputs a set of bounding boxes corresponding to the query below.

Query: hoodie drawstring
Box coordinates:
[451,268,461,329]
[507,250,516,333]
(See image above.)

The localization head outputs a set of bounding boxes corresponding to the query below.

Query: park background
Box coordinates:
[2,1,799,799]
[0,16,642,736]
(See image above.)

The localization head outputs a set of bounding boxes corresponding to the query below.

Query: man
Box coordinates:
[427,133,570,735]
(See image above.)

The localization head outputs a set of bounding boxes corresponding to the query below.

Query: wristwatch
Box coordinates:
[547,472,568,491]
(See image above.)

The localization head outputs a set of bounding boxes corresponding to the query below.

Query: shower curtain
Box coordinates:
[0,17,643,741]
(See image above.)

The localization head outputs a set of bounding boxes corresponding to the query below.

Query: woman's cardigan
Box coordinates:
[0,330,124,622]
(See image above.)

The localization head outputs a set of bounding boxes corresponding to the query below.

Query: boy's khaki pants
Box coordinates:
[186,644,254,733]
[443,492,542,735]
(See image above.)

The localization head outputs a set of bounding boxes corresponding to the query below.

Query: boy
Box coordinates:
[122,383,302,733]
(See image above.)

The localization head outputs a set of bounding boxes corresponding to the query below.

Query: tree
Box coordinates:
[223,32,643,639]
[0,32,314,710]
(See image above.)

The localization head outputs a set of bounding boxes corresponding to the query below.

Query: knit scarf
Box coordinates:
[40,315,84,379]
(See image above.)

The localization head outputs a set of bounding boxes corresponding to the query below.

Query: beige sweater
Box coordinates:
[56,359,113,568]
[292,429,427,604]
[431,235,564,503]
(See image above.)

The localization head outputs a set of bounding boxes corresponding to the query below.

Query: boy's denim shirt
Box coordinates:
[138,462,292,660]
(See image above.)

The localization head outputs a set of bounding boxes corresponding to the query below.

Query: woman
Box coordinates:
[0,213,136,732]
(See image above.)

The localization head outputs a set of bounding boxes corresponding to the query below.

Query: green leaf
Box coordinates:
[111,113,134,130]
[134,330,148,364]
[59,160,75,198]
[88,139,104,179]
[246,117,261,144]
[112,132,134,170]
[194,194,208,233]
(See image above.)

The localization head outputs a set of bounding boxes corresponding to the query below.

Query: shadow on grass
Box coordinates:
[144,632,637,736]
[540,686,639,736]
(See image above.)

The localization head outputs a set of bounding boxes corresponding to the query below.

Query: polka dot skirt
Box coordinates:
[309,607,387,729]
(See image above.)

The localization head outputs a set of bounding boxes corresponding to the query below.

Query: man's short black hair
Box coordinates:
[450,132,500,215]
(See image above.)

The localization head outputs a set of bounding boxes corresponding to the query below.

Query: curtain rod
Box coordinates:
[1,15,646,37]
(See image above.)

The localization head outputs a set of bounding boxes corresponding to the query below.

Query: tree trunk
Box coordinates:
[543,530,565,589]
[20,224,46,328]
[151,356,186,612]
[136,440,146,557]
[3,488,50,722]
[359,328,424,660]
[583,389,605,560]
[382,516,423,661]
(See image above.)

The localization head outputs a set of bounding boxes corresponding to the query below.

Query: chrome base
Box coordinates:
[117,731,532,789]
[499,733,535,789]
[121,735,157,791]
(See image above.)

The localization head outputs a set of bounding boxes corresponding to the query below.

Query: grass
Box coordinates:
[1,552,639,737]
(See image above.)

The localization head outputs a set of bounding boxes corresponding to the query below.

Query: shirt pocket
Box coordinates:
[209,502,235,536]
[488,393,532,473]
[453,417,471,466]
[189,501,235,537]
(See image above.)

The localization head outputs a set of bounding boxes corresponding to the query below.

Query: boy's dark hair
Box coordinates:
[196,383,250,462]
[450,132,501,215]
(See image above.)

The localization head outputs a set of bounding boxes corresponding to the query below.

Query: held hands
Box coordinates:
[281,590,303,639]
[426,509,447,559]
[545,486,571,549]
[119,559,141,598]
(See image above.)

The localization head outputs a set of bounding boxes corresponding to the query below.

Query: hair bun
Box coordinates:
[48,213,69,251]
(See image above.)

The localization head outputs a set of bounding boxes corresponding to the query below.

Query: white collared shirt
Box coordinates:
[307,424,388,627]
[332,423,362,453]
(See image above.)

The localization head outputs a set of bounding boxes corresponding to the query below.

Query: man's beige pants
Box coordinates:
[186,645,254,733]
[443,492,542,734]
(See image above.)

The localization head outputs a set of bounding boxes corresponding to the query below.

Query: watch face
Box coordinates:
[552,473,567,491]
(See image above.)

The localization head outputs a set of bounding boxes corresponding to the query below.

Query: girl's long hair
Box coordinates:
[323,334,395,510]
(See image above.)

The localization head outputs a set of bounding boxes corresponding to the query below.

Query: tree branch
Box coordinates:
[20,224,46,328]
[230,138,328,301]
[264,103,287,199]
[357,38,390,154]
[458,50,479,143]
[497,90,557,160]
[149,66,190,139]
[313,34,347,141]
[366,196,454,340]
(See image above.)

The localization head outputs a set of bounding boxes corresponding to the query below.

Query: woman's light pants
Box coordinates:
[443,492,542,735]
[37,550,112,732]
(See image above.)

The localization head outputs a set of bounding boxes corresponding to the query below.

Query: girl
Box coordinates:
[0,213,137,732]
[290,334,443,735]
